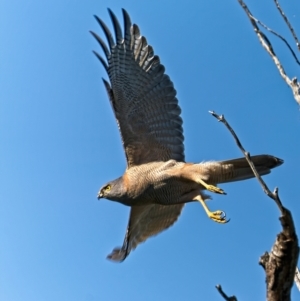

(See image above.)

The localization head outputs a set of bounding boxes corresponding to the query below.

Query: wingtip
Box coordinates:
[106,247,128,262]
[121,8,131,22]
[107,8,118,20]
[92,51,108,71]
[102,77,110,86]
[107,7,114,18]
[121,8,128,14]
[107,8,123,44]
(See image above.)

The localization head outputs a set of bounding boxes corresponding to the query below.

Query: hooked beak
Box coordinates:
[97,191,103,200]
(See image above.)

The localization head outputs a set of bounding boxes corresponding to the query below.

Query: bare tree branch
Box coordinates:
[295,267,300,291]
[215,285,237,301]
[259,206,299,301]
[251,17,300,66]
[209,111,283,212]
[237,0,300,106]
[210,111,299,301]
[273,0,300,50]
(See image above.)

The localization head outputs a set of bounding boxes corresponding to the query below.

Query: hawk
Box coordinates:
[90,9,283,262]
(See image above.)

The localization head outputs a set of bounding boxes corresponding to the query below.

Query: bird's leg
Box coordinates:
[196,178,226,195]
[170,163,226,195]
[193,194,229,224]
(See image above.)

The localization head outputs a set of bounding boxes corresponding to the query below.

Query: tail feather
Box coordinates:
[217,155,283,184]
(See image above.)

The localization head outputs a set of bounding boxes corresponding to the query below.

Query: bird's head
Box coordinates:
[97,177,126,202]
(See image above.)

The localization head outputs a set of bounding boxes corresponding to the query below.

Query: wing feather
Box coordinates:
[92,50,108,72]
[107,204,184,262]
[91,9,185,166]
[90,31,110,61]
[108,9,123,44]
[94,15,115,49]
[92,9,186,262]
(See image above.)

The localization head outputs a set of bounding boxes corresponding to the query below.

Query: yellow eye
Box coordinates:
[104,185,111,192]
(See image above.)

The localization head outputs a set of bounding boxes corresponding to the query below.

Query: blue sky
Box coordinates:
[1,1,300,300]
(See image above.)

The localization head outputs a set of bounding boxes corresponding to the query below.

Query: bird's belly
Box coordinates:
[125,160,199,205]
[132,178,197,205]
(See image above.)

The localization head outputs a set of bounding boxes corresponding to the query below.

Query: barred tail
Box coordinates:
[217,155,283,184]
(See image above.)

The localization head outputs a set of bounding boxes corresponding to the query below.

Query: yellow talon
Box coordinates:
[197,178,226,195]
[193,194,230,224]
[206,184,226,195]
[207,210,229,224]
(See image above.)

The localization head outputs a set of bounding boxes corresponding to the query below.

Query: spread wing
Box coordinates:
[91,8,185,167]
[107,203,184,262]
[91,9,186,262]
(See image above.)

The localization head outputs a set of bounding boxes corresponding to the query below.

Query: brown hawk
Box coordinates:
[90,9,283,262]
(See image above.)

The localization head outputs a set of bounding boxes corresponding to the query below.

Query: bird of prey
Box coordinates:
[91,9,283,262]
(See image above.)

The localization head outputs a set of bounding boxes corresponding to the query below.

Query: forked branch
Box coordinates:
[210,111,299,301]
[216,285,237,301]
[273,0,300,50]
[237,0,300,105]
